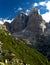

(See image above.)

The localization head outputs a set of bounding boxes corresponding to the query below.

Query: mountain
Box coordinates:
[11,13,28,33]
[4,8,46,41]
[0,29,49,65]
[26,8,43,34]
[4,8,45,34]
[4,8,50,61]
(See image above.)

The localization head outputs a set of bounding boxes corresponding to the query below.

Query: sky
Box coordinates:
[0,0,50,24]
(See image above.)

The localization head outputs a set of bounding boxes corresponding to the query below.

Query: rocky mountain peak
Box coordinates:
[26,8,44,34]
[10,13,28,33]
[4,8,46,34]
[30,8,39,16]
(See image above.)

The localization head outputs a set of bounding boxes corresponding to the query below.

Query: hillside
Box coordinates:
[0,30,49,65]
[4,8,50,61]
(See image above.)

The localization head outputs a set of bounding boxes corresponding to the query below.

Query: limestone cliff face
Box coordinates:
[11,13,28,33]
[26,8,43,34]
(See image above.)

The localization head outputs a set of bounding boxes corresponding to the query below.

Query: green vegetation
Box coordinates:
[0,30,49,65]
[48,62,50,65]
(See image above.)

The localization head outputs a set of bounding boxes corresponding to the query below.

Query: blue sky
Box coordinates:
[0,0,50,23]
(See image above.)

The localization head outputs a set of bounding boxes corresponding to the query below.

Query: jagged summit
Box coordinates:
[30,8,39,16]
[26,8,44,34]
[10,12,28,33]
[4,8,45,33]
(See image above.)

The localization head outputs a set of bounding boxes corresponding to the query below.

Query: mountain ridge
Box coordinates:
[4,8,50,61]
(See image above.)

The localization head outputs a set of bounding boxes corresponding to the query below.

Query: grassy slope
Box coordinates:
[0,30,49,65]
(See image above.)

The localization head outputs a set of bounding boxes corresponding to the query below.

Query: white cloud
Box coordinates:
[41,1,50,22]
[33,3,38,7]
[25,9,30,15]
[39,2,46,6]
[0,18,13,24]
[46,1,50,11]
[0,21,3,24]
[42,12,50,22]
[4,19,13,23]
[18,7,23,11]
[0,18,4,24]
[26,9,30,13]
